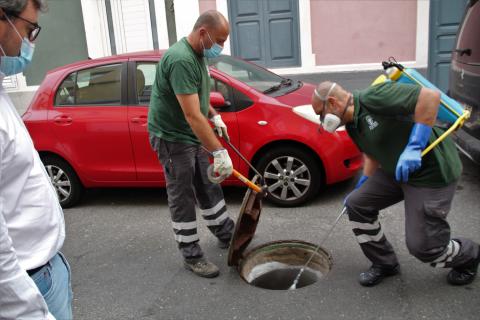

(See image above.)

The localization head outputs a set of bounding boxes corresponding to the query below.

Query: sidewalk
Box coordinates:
[8,90,36,115]
[288,70,381,91]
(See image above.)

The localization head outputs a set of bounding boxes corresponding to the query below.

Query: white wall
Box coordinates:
[174,0,199,39]
[80,0,111,58]
[154,0,170,49]
[416,0,430,68]
[80,0,169,56]
[110,0,154,54]
[216,0,231,55]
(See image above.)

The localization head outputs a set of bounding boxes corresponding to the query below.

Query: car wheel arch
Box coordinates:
[38,151,85,187]
[249,140,327,206]
[250,140,326,183]
[38,152,84,208]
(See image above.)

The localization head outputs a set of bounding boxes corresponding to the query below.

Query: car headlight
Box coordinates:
[292,105,346,131]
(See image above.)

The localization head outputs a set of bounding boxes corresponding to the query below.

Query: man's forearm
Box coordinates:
[186,113,223,151]
[414,88,440,126]
[176,94,223,151]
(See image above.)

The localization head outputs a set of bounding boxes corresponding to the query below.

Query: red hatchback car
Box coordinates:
[22,51,361,208]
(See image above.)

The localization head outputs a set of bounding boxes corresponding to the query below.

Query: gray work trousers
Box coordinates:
[345,168,479,269]
[150,134,234,260]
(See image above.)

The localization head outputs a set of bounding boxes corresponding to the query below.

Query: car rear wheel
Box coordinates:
[42,156,83,208]
[256,147,322,207]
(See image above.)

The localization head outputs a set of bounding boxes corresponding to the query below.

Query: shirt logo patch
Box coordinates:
[365,116,378,131]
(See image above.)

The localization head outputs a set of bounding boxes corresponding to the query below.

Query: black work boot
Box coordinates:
[358,264,400,287]
[184,258,220,278]
[447,253,480,286]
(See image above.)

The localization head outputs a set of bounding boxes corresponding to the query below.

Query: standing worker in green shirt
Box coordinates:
[148,10,234,278]
[311,81,479,287]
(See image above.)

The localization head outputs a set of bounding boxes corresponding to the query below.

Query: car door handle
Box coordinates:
[53,115,73,125]
[131,116,147,125]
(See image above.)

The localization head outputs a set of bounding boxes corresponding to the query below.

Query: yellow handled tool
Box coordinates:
[232,169,263,193]
[421,110,470,157]
[203,146,264,194]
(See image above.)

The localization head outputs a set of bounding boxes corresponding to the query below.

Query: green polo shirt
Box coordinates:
[148,37,210,145]
[346,82,462,187]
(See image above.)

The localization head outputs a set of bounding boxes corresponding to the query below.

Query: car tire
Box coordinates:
[42,156,83,208]
[256,147,322,207]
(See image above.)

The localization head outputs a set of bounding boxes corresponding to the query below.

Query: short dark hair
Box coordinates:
[193,10,224,31]
[0,0,47,16]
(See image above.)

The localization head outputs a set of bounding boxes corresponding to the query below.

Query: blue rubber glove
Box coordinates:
[344,174,369,205]
[395,123,432,183]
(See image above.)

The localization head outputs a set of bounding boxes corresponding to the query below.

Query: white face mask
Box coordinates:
[0,15,35,76]
[314,83,340,133]
[322,113,342,133]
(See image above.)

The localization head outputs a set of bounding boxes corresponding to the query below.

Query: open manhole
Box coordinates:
[228,183,333,290]
[240,240,332,290]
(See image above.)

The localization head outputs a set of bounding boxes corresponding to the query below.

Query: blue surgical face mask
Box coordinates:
[0,15,35,76]
[202,31,223,59]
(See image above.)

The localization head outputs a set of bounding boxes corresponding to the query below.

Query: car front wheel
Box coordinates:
[42,156,83,208]
[256,147,322,207]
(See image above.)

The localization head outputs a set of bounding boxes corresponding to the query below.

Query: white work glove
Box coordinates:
[210,114,230,141]
[212,148,233,177]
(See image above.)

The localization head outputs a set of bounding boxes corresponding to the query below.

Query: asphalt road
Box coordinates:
[62,155,479,320]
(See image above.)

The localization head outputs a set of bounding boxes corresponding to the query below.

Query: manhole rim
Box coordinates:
[237,239,334,290]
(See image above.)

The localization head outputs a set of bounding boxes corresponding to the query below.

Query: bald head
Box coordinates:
[193,10,228,31]
[188,10,230,55]
[315,81,347,101]
[311,80,353,125]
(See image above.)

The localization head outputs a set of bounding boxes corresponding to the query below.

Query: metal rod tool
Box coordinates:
[289,207,347,290]
[222,137,264,185]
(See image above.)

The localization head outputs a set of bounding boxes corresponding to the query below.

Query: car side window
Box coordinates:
[55,72,76,106]
[210,78,233,112]
[233,86,254,112]
[76,64,122,105]
[136,63,157,105]
[210,77,253,112]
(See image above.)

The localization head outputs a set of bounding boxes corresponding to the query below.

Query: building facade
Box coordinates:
[6,0,432,92]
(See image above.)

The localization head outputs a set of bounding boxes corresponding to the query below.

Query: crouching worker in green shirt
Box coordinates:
[311,81,479,287]
[148,10,234,278]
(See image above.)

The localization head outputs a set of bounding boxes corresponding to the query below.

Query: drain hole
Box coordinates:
[239,241,332,290]
[248,262,321,290]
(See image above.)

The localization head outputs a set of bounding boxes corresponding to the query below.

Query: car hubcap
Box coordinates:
[263,156,311,202]
[45,165,71,203]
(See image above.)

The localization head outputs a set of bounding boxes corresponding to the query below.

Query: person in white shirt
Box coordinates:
[0,1,72,319]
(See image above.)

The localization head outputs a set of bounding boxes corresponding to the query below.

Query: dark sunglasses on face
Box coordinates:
[6,12,41,42]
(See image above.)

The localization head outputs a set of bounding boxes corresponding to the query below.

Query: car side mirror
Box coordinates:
[210,91,229,108]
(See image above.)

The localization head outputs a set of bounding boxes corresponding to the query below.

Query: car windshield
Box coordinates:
[207,55,287,93]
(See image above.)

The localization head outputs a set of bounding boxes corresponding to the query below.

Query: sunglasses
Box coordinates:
[7,12,41,42]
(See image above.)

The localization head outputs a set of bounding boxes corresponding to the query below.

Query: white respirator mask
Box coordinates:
[314,83,341,133]
[322,112,342,133]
